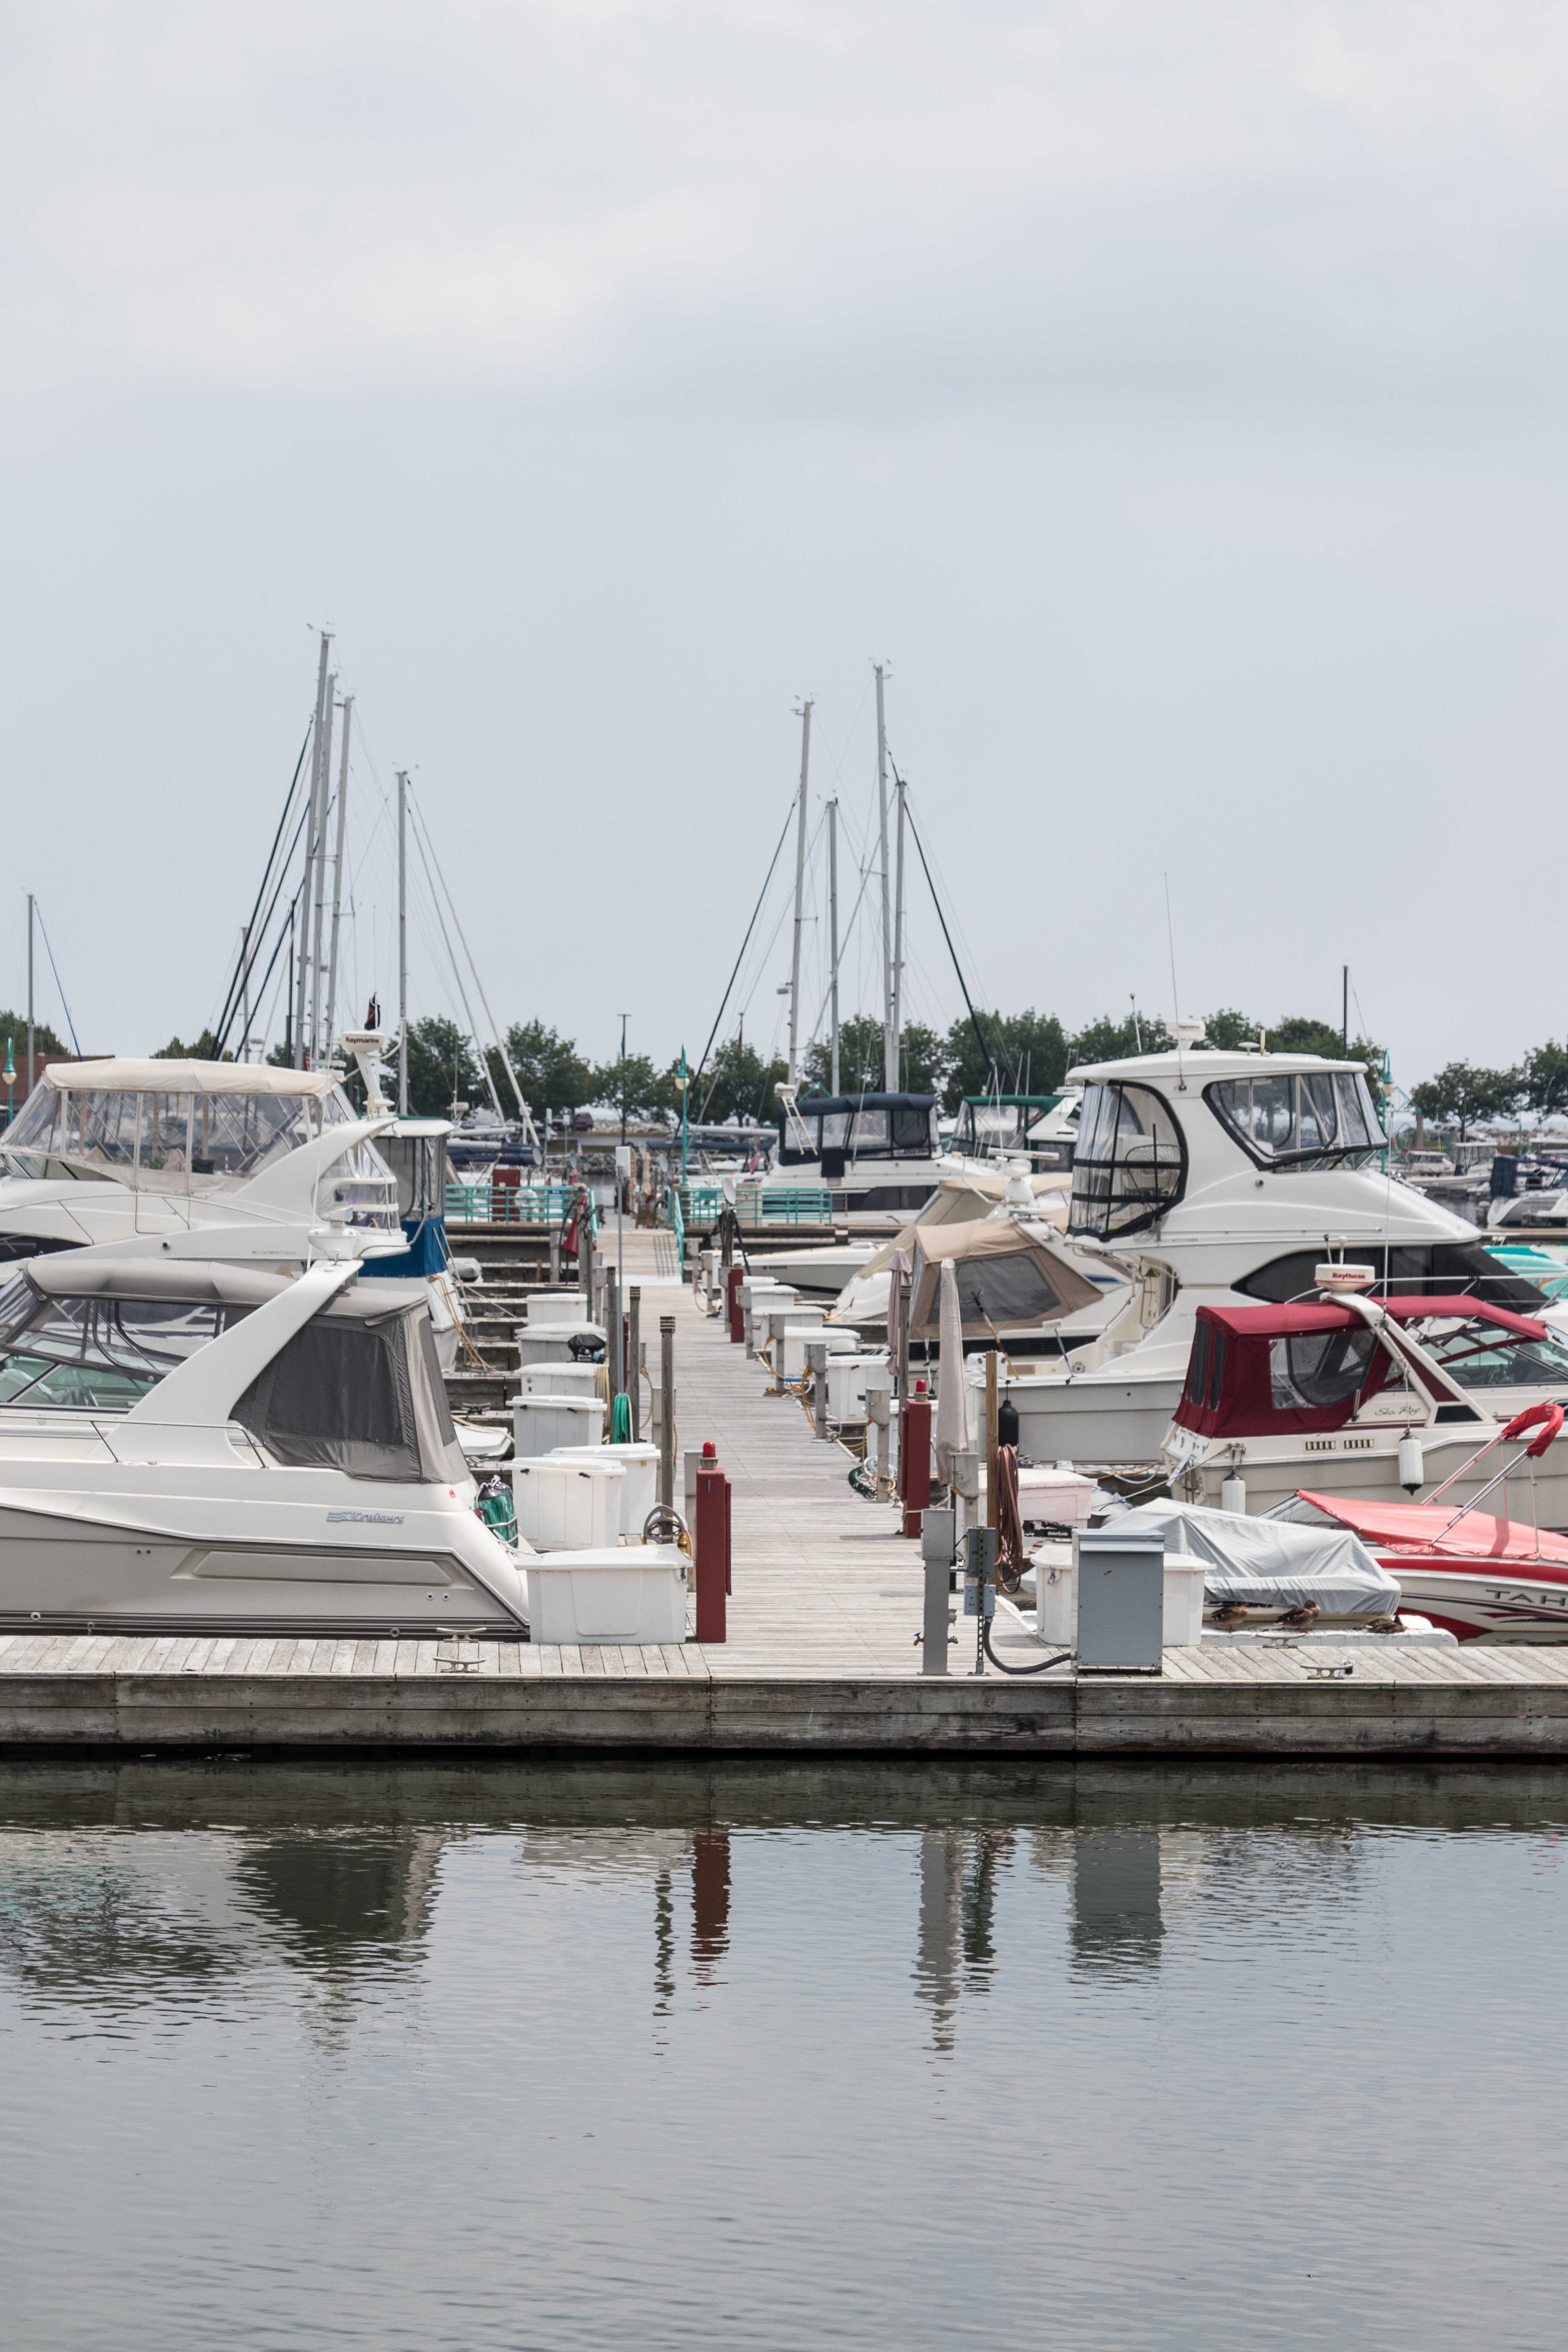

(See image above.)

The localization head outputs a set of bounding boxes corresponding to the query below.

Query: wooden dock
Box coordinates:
[7,1276,1568,1753]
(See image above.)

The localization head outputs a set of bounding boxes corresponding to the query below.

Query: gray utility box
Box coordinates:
[1075,1529,1165,1672]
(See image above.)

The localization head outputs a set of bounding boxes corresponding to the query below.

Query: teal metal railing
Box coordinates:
[445,1181,600,1231]
[676,1183,836,1230]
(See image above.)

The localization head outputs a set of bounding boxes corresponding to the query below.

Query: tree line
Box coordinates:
[1408,1047,1568,1139]
[369,1004,1384,1126]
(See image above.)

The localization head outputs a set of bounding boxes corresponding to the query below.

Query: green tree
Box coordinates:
[1202,1007,1257,1050]
[0,1011,67,1058]
[492,1021,595,1120]
[1068,1012,1145,1069]
[153,1029,228,1060]
[693,1036,788,1126]
[1268,1016,1384,1100]
[1522,1041,1568,1116]
[941,1008,1071,1108]
[1408,1061,1521,1140]
[589,1052,676,1124]
[403,1017,483,1119]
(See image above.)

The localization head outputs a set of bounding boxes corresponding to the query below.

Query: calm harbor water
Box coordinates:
[0,1758,1564,2352]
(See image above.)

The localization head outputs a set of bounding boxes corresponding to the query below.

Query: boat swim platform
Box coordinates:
[7,1284,1568,1756]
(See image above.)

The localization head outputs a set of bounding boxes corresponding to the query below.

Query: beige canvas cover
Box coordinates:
[36,1060,345,1097]
[908,1218,1101,1340]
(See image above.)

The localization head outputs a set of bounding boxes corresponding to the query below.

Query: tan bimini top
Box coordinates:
[1,1060,363,1193]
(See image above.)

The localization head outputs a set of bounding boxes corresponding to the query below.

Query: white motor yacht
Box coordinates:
[759,1090,947,1230]
[0,1056,472,1370]
[999,1040,1546,1465]
[0,1244,529,1635]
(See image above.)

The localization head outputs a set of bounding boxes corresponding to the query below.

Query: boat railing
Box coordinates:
[445,1180,600,1232]
[678,1183,838,1230]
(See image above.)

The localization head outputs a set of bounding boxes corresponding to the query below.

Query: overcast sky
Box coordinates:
[2,0,1566,1097]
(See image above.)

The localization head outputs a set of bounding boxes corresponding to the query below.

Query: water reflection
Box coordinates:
[1070,1832,1163,1975]
[0,1757,1563,2044]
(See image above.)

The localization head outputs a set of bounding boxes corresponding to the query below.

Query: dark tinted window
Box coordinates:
[1236,1244,1543,1315]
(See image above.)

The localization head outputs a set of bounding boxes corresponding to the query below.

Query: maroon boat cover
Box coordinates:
[1173,1296,1548,1442]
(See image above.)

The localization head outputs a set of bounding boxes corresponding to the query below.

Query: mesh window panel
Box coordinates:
[237,1316,423,1480]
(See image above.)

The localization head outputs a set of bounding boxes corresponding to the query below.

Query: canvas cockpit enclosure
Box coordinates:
[908,1220,1102,1340]
[234,1278,467,1484]
[1174,1295,1560,1440]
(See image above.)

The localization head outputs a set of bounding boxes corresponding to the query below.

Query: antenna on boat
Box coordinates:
[1163,873,1186,1090]
[875,663,896,1090]
[787,700,812,1087]
[828,797,840,1097]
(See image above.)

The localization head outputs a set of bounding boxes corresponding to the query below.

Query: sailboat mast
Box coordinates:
[397,768,409,1115]
[787,700,811,1087]
[876,663,895,1089]
[294,630,331,1067]
[828,797,840,1097]
[26,893,33,1096]
[324,692,352,1063]
[307,675,335,1066]
[891,765,907,1090]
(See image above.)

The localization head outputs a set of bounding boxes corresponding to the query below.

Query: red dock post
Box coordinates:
[726,1263,745,1343]
[902,1382,932,1538]
[695,1455,728,1642]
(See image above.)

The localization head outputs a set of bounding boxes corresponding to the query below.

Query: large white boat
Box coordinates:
[0,1058,471,1369]
[0,1244,529,1635]
[998,1041,1542,1465]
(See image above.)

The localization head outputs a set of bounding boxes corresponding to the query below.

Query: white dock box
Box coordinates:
[750,1290,800,1349]
[526,1292,593,1327]
[826,1352,888,1423]
[780,1321,836,1381]
[511,1455,626,1551]
[516,1326,603,1371]
[549,1441,659,1538]
[515,1362,603,1402]
[1036,1541,1207,1651]
[512,1393,607,1456]
[525,1543,688,1644]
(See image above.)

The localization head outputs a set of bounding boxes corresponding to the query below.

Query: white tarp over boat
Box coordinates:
[1113,1500,1400,1618]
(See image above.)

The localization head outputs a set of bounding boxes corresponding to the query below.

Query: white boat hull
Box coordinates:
[0,1472,529,1635]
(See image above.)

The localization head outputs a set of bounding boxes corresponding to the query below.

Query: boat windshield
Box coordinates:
[0,1083,357,1189]
[1069,1083,1186,1239]
[1206,1070,1385,1171]
[0,1271,241,1412]
[1400,1313,1568,1393]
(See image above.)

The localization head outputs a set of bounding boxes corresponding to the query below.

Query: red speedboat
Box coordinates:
[1288,1405,1568,1640]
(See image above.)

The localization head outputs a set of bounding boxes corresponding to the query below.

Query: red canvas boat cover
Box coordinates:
[1173,1296,1549,1442]
[1297,1491,1568,1566]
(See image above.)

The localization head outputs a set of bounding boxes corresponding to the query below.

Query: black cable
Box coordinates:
[981,1619,1073,1675]
[691,799,797,1101]
[213,723,313,1051]
[901,785,1002,1091]
[216,801,312,1054]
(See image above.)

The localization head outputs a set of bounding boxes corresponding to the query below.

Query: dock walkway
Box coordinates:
[6,1282,1568,1753]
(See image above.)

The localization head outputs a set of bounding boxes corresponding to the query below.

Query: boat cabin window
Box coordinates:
[1268,1327,1382,1414]
[777,1096,940,1167]
[1235,1244,1545,1316]
[1206,1070,1385,1171]
[949,1248,1066,1328]
[1399,1314,1568,1394]
[1069,1084,1186,1239]
[235,1302,459,1482]
[0,1083,351,1187]
[0,1273,244,1412]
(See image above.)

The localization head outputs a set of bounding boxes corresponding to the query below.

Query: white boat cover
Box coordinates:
[1114,1500,1400,1617]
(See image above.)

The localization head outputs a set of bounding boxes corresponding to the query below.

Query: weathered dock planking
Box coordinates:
[5,1280,1568,1753]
